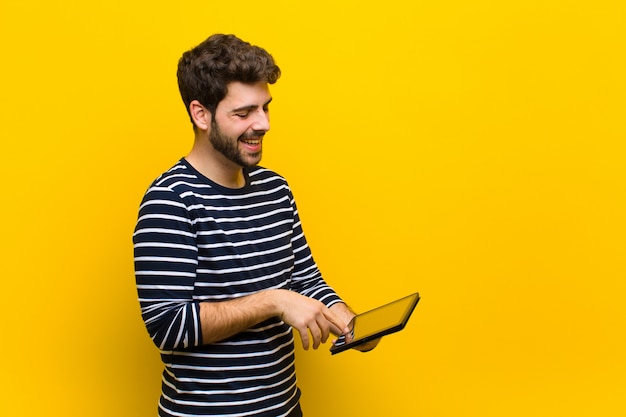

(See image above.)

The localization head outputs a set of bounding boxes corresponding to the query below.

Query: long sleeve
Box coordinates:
[133,185,202,350]
[287,190,344,308]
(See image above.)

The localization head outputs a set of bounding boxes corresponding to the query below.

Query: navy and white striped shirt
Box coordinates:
[133,159,342,417]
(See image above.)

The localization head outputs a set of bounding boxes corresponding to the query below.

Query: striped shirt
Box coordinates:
[133,159,342,417]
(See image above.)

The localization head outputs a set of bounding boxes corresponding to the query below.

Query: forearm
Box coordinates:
[200,289,352,349]
[199,290,280,345]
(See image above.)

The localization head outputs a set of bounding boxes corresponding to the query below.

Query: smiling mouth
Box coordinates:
[240,132,265,146]
[241,138,262,145]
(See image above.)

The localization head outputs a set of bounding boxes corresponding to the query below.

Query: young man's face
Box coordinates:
[210,81,272,168]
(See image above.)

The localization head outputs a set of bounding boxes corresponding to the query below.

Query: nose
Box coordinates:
[251,108,270,132]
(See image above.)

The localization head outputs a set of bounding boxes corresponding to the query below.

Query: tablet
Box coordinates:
[330,292,420,355]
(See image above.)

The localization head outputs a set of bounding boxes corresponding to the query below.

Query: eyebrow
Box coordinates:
[231,98,273,114]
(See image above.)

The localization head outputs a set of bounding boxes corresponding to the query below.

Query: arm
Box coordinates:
[199,289,350,350]
[284,190,374,348]
[287,191,342,306]
[134,184,349,350]
[133,185,202,350]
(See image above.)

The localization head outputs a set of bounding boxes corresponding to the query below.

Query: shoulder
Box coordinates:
[142,159,215,200]
[150,160,201,190]
[136,161,204,216]
[248,166,289,189]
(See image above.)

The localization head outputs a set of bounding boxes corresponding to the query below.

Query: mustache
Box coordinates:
[240,131,266,140]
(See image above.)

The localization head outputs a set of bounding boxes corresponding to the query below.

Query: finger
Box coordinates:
[323,309,350,335]
[309,322,323,349]
[298,326,310,350]
[316,316,331,344]
[328,322,344,336]
[344,327,355,343]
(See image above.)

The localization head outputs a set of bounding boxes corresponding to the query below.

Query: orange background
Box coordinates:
[1,1,624,416]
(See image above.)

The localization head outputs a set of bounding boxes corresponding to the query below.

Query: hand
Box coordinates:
[329,303,381,353]
[329,302,356,336]
[353,337,381,352]
[273,290,350,350]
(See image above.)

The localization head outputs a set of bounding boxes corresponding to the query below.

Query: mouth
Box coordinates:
[239,135,264,153]
[240,137,262,145]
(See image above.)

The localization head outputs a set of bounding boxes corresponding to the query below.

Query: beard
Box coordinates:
[209,119,263,168]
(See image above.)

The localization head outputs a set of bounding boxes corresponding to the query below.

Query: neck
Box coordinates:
[186,138,246,189]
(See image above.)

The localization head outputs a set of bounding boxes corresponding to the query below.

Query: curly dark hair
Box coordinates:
[177,34,281,125]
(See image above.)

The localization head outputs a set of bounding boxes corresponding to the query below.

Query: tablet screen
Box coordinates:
[330,292,420,355]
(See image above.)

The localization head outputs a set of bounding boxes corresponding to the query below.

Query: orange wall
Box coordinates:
[1,1,625,416]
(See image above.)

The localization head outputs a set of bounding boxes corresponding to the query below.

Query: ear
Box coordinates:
[189,100,211,131]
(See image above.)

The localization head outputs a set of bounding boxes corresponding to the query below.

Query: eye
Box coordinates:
[234,112,250,119]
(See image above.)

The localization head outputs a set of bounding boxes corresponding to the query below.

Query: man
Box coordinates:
[133,34,375,417]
